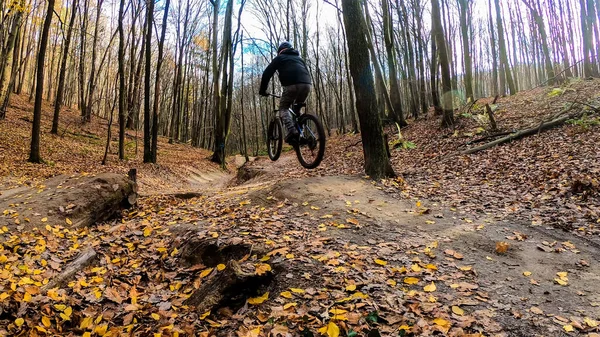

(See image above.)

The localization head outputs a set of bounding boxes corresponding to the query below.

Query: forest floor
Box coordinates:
[1,79,600,337]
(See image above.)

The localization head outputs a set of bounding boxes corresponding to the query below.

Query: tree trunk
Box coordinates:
[0,4,24,119]
[151,0,171,163]
[211,0,234,167]
[142,0,154,162]
[432,0,454,127]
[493,0,516,95]
[29,0,56,163]
[51,0,78,134]
[458,0,474,101]
[341,0,395,179]
[382,0,406,125]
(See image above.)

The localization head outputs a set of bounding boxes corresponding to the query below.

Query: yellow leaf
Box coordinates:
[248,292,269,305]
[387,279,397,287]
[403,277,419,285]
[151,313,161,320]
[424,282,436,292]
[200,311,210,320]
[23,292,31,302]
[95,324,108,336]
[398,325,411,332]
[280,291,293,299]
[563,324,574,332]
[554,278,568,286]
[330,308,347,315]
[66,218,73,225]
[36,326,47,333]
[345,284,356,291]
[584,317,599,328]
[557,271,568,279]
[290,288,305,294]
[283,302,297,310]
[426,264,438,271]
[433,317,451,329]
[523,271,532,277]
[217,264,226,271]
[374,259,387,266]
[411,264,422,272]
[318,322,340,337]
[15,317,24,327]
[416,201,422,208]
[41,217,48,222]
[64,306,73,317]
[452,306,464,316]
[200,268,214,278]
[80,316,93,329]
[246,327,261,337]
[42,316,51,328]
[83,333,91,337]
[255,264,272,276]
[285,253,294,259]
[143,226,153,237]
[54,304,67,311]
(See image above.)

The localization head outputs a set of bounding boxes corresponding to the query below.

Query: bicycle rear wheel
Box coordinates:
[267,118,283,161]
[295,114,326,169]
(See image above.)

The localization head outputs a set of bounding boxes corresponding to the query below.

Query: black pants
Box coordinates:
[279,84,311,136]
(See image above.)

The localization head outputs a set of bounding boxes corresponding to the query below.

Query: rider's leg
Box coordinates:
[279,85,300,143]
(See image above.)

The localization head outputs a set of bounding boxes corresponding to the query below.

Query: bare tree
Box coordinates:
[341,0,395,179]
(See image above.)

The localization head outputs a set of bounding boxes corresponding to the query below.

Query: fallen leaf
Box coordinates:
[318,322,340,337]
[495,242,509,254]
[374,259,387,266]
[530,307,543,315]
[452,306,464,316]
[248,292,269,305]
[424,282,436,292]
[404,277,419,285]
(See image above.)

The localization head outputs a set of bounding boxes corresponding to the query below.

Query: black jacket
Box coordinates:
[259,49,312,93]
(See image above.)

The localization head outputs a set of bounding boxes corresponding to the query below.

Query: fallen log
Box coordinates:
[0,173,137,230]
[184,260,270,314]
[41,248,97,293]
[462,108,586,155]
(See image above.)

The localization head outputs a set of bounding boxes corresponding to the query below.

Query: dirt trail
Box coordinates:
[237,174,600,336]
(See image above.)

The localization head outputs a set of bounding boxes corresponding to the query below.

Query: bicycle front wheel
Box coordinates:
[267,118,283,161]
[295,114,326,169]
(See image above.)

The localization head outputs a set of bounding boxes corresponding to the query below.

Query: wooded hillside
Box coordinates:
[2,0,600,171]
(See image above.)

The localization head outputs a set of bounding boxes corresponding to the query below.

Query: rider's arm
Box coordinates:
[259,57,281,95]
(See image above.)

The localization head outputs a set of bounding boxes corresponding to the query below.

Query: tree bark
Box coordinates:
[341,0,395,179]
[29,0,56,163]
[143,0,154,162]
[432,0,454,127]
[52,0,79,134]
[458,0,474,101]
[150,0,171,163]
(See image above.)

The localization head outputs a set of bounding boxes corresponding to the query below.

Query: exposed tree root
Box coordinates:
[41,248,97,293]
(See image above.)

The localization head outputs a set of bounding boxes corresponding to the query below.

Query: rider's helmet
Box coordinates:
[277,42,293,54]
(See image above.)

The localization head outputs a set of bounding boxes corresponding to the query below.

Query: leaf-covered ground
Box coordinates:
[1,80,600,336]
[0,95,231,194]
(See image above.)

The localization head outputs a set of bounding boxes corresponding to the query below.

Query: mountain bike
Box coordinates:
[266,94,326,169]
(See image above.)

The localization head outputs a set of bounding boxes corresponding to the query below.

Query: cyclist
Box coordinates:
[259,42,312,144]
